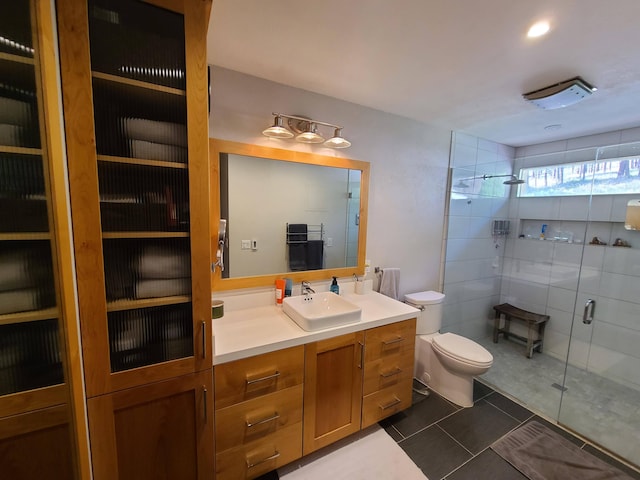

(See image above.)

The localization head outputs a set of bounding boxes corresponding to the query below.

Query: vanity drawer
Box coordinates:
[361,377,413,429]
[215,384,303,452]
[215,422,302,480]
[363,349,414,396]
[215,345,304,409]
[364,318,416,363]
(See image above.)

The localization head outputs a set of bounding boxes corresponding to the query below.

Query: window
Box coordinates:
[518,156,640,197]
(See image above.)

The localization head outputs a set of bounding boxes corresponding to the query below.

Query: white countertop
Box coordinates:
[212,289,419,365]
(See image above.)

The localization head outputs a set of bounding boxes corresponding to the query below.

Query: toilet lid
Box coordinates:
[432,333,493,367]
[404,291,445,305]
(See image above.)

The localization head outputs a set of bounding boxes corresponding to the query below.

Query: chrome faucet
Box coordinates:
[301,281,315,296]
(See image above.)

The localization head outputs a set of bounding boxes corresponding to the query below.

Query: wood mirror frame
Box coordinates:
[210,138,369,291]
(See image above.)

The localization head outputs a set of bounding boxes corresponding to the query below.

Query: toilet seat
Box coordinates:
[432,333,493,368]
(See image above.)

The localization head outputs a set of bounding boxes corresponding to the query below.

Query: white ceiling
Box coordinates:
[207,0,640,147]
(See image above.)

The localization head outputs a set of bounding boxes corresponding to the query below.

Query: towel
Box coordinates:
[122,118,187,147]
[0,97,31,125]
[134,245,191,279]
[379,268,400,300]
[287,224,307,243]
[0,124,24,146]
[135,278,191,299]
[129,139,187,163]
[306,240,324,270]
[0,288,39,314]
[289,244,307,271]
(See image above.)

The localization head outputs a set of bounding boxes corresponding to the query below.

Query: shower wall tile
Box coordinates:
[470,198,494,217]
[576,267,602,296]
[452,131,478,149]
[545,307,573,336]
[558,196,590,221]
[589,196,614,221]
[451,143,477,168]
[592,322,640,361]
[603,247,640,276]
[512,239,554,263]
[551,242,583,265]
[582,245,605,269]
[547,287,578,314]
[476,147,497,166]
[518,197,560,220]
[597,272,640,304]
[449,198,473,216]
[444,261,472,284]
[549,263,579,290]
[503,278,549,308]
[447,216,470,239]
[594,297,640,330]
[544,329,570,362]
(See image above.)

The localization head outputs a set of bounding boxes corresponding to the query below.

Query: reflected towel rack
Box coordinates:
[286,223,324,244]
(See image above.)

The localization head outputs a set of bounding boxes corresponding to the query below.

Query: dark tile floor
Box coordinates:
[379,380,640,480]
[260,379,640,479]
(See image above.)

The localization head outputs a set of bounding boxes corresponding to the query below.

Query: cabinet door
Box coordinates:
[0,0,88,477]
[57,0,212,396]
[87,370,214,480]
[0,404,74,479]
[303,332,364,455]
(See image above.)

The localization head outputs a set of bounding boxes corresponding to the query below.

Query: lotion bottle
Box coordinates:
[275,279,285,305]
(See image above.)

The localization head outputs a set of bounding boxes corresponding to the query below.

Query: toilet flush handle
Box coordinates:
[583,299,595,325]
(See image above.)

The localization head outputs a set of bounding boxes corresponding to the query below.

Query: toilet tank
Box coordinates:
[404,291,445,334]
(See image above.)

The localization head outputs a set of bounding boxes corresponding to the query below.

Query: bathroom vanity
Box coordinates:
[212,289,418,479]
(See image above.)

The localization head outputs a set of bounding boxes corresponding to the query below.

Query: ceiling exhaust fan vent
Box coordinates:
[523,77,596,110]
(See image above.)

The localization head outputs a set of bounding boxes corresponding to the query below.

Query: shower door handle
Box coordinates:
[583,299,595,324]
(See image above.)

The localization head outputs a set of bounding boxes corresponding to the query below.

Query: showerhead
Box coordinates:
[503,176,525,185]
[454,179,470,189]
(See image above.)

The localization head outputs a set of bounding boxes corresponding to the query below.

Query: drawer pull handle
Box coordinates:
[246,451,280,469]
[379,397,402,411]
[246,412,280,428]
[382,336,404,346]
[358,341,364,369]
[380,367,402,378]
[203,386,208,422]
[246,371,281,385]
[201,321,206,358]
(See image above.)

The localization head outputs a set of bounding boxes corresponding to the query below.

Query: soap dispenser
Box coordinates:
[330,276,339,295]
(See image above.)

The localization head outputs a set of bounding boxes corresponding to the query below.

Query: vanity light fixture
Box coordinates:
[262,115,295,139]
[262,113,352,148]
[296,123,325,144]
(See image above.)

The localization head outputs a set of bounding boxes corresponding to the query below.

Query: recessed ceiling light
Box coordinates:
[527,21,550,38]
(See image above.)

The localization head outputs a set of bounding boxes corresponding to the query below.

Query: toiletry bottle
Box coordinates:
[330,276,339,295]
[540,224,547,240]
[275,279,285,305]
[284,278,293,297]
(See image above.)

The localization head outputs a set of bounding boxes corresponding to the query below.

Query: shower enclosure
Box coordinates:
[444,134,640,468]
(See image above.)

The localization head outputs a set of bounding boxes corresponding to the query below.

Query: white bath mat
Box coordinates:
[278,425,427,480]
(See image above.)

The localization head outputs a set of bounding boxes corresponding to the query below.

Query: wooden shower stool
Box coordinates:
[493,303,550,358]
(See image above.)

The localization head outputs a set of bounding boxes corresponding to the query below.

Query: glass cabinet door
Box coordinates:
[0,0,62,405]
[58,0,212,397]
[0,1,86,478]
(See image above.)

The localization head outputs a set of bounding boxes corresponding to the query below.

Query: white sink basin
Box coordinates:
[282,292,362,331]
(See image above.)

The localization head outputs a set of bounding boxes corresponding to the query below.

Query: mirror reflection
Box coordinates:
[210,139,369,290]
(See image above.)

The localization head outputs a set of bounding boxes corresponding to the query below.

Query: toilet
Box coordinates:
[405,291,493,407]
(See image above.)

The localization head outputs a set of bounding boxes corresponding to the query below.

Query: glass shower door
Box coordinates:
[558,141,640,467]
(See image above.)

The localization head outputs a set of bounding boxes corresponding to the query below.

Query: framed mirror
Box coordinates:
[210,139,369,291]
